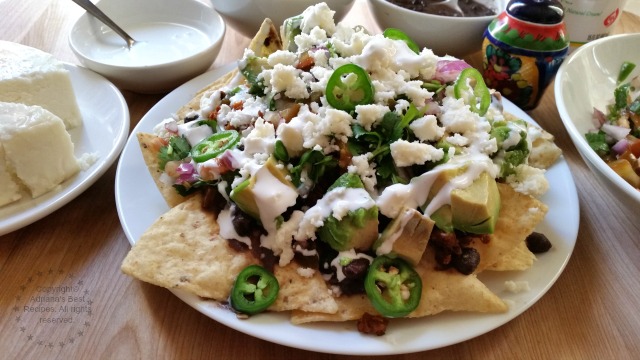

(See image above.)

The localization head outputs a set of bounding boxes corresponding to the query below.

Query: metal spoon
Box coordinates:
[71,0,136,48]
[435,0,464,16]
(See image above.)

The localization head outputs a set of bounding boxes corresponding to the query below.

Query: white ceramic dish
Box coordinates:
[209,0,355,38]
[69,0,225,94]
[115,64,579,355]
[0,64,129,236]
[369,0,507,58]
[555,33,640,211]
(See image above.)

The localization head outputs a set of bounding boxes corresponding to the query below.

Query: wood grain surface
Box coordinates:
[1,0,639,359]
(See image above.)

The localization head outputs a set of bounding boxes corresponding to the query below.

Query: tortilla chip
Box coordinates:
[248,18,283,57]
[137,132,191,208]
[175,19,282,121]
[175,69,239,122]
[139,18,287,207]
[529,133,563,170]
[504,112,562,169]
[272,264,338,314]
[121,194,256,300]
[290,247,507,324]
[122,194,340,313]
[470,183,548,273]
[291,294,377,324]
[486,240,536,272]
[409,249,508,317]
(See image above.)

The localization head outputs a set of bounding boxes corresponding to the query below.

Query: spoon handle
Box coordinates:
[71,0,136,48]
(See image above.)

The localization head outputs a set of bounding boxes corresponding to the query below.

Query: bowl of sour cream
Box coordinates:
[69,0,225,94]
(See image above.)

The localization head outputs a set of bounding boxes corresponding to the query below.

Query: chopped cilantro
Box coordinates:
[158,136,191,170]
[585,131,610,157]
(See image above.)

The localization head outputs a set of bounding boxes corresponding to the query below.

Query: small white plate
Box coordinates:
[116,64,579,355]
[0,64,129,236]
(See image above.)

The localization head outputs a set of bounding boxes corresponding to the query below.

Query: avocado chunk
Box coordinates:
[281,15,303,52]
[317,173,379,251]
[430,205,454,233]
[230,157,296,222]
[373,207,435,266]
[450,171,500,234]
[429,171,501,234]
[230,177,260,220]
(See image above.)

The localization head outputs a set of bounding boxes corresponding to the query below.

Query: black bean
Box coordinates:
[526,232,552,253]
[230,204,258,237]
[184,113,199,122]
[451,247,480,275]
[342,258,370,280]
[201,186,226,218]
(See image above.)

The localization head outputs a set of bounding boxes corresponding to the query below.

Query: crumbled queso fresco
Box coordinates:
[153,3,550,270]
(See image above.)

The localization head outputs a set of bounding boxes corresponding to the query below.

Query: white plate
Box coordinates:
[0,64,129,236]
[115,64,579,355]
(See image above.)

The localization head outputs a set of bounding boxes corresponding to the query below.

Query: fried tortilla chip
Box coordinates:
[137,132,191,208]
[290,246,507,324]
[139,19,286,207]
[504,112,562,170]
[291,294,377,324]
[176,19,282,121]
[529,132,563,170]
[121,194,256,300]
[469,183,548,273]
[121,193,338,314]
[272,265,338,314]
[487,240,536,272]
[175,69,239,122]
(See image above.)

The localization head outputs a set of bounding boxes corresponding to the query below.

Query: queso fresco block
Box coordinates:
[0,102,80,205]
[0,40,82,130]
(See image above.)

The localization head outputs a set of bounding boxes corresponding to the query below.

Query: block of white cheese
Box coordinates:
[0,102,80,201]
[0,40,82,130]
[0,145,22,207]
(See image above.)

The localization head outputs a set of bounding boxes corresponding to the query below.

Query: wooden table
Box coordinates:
[1,1,639,358]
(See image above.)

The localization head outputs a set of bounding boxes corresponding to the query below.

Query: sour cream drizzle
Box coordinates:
[376,153,496,218]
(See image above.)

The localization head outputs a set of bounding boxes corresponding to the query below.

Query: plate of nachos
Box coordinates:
[115,3,579,354]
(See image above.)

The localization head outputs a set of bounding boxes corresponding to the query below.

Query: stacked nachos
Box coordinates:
[121,3,562,334]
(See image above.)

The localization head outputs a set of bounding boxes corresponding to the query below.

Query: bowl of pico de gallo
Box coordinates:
[555,33,640,210]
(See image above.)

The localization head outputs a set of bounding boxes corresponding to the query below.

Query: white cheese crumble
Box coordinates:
[439,96,479,133]
[296,267,316,278]
[347,153,377,194]
[505,164,549,197]
[410,114,445,142]
[296,187,376,241]
[390,139,444,167]
[355,104,388,131]
[504,280,531,293]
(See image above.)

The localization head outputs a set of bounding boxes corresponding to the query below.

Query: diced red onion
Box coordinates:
[176,173,199,184]
[612,138,629,155]
[423,100,441,116]
[164,121,179,133]
[176,162,195,175]
[591,107,607,128]
[434,60,471,83]
[220,150,241,169]
[601,123,631,141]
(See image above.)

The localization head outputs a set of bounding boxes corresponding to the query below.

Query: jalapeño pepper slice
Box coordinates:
[364,255,422,318]
[326,64,375,113]
[617,61,636,85]
[230,265,279,315]
[383,28,420,54]
[454,67,491,116]
[190,130,239,163]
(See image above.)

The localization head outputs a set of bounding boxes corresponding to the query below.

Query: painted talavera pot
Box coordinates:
[481,0,569,110]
